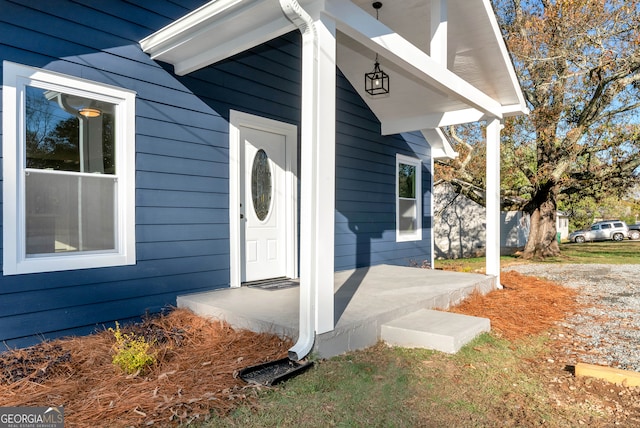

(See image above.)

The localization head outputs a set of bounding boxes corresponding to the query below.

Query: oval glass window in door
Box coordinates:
[251,149,272,221]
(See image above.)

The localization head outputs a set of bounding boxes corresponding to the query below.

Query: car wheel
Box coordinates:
[630,230,640,240]
[613,233,624,241]
[575,236,585,243]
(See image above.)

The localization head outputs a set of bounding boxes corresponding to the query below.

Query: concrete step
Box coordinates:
[381,309,490,354]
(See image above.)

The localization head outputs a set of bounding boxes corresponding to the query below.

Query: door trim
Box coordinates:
[229,110,298,288]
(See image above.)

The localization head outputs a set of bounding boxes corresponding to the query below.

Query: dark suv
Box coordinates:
[569,220,629,243]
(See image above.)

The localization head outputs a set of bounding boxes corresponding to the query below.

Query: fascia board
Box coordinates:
[140,0,253,57]
[325,0,503,119]
[482,0,528,115]
[381,108,486,135]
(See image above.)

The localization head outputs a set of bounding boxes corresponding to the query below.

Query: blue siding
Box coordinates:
[0,0,432,347]
[167,33,302,125]
[0,0,228,347]
[335,72,433,271]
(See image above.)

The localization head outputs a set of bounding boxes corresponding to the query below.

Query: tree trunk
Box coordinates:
[522,186,560,259]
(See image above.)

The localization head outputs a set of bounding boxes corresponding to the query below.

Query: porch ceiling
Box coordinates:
[140,0,527,136]
[348,0,523,112]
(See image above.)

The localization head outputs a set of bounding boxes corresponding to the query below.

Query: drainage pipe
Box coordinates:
[54,94,88,251]
[279,0,318,361]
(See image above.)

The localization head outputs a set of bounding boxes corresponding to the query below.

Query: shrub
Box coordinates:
[109,322,156,375]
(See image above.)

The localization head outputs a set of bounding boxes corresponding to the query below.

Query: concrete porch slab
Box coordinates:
[381,309,491,354]
[177,264,495,358]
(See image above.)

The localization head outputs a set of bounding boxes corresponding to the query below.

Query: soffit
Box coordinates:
[348,0,524,112]
[141,0,527,134]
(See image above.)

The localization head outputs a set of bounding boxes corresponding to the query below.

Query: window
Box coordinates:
[251,149,272,221]
[3,62,136,275]
[396,154,422,242]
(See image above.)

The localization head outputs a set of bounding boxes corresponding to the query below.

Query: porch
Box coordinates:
[177,265,495,358]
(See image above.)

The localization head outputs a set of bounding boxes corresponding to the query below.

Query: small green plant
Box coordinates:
[109,321,156,375]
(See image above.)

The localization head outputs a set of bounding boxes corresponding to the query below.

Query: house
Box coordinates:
[434,182,569,258]
[0,0,527,354]
[557,212,570,240]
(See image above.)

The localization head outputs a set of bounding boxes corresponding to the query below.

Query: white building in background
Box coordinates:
[434,182,569,259]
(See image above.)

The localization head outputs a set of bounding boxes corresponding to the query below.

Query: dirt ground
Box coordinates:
[1,271,640,426]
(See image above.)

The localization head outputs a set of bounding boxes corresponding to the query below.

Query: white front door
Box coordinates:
[229,111,298,287]
[241,126,287,282]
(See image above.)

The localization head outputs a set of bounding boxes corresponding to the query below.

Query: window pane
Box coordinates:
[251,149,272,221]
[25,171,116,255]
[398,163,416,198]
[398,199,417,235]
[25,86,115,174]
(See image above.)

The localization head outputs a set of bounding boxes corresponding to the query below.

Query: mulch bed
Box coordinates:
[0,309,291,426]
[449,270,580,340]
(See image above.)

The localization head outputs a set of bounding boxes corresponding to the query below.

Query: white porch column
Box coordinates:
[429,155,436,269]
[310,14,336,334]
[281,0,336,359]
[485,118,502,287]
[430,0,448,66]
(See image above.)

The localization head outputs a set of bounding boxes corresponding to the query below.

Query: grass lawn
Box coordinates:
[203,335,599,427]
[546,240,640,264]
[435,240,640,272]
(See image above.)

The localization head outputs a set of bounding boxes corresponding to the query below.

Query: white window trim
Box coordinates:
[2,61,136,275]
[396,153,422,242]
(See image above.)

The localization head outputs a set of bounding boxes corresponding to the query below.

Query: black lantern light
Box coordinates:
[365,2,389,96]
[365,55,389,96]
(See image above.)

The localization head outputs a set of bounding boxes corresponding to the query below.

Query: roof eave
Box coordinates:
[482,0,529,116]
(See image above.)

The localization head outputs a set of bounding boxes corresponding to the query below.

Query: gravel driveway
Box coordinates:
[506,264,640,371]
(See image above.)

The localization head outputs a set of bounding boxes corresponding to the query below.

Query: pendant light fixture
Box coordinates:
[78,107,102,118]
[78,100,102,118]
[365,2,389,96]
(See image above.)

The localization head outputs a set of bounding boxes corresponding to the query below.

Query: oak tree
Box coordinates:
[438,0,640,259]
